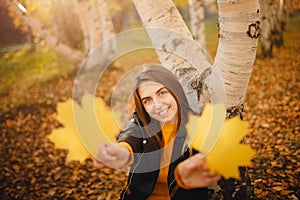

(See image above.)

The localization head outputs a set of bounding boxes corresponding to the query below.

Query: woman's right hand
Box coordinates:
[94,143,131,169]
[176,153,221,189]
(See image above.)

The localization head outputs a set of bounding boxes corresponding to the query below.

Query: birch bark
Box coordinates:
[189,0,207,48]
[96,0,115,40]
[259,0,293,58]
[259,0,278,57]
[213,0,260,110]
[75,0,103,52]
[132,0,259,114]
[96,0,116,60]
[132,0,212,112]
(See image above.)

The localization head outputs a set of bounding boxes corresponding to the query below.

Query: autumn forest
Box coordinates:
[0,0,299,200]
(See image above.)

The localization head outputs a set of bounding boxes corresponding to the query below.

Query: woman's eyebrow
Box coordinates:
[141,96,150,102]
[156,87,167,95]
[140,87,167,101]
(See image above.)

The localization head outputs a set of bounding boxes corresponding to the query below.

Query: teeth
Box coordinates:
[159,108,168,116]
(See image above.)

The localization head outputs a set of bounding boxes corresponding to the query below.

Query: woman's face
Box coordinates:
[138,81,178,125]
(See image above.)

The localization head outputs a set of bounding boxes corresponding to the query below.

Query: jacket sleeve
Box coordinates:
[117,119,143,153]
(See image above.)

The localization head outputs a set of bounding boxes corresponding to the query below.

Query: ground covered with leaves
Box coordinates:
[1,22,299,200]
[244,45,300,199]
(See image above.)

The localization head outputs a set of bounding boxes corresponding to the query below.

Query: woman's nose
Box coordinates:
[153,103,162,109]
[152,98,162,109]
[153,98,161,106]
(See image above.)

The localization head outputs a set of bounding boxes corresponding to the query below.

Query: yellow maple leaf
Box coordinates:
[48,94,118,163]
[187,103,256,179]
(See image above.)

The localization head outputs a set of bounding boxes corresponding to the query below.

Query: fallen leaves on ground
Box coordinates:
[0,103,127,199]
[244,46,300,200]
[0,67,128,200]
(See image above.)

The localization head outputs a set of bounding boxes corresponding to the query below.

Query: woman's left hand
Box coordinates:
[176,153,221,188]
[94,143,130,169]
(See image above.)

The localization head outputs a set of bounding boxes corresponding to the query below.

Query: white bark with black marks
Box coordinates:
[132,0,259,114]
[189,0,207,48]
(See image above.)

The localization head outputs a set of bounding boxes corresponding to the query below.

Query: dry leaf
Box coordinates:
[187,103,256,179]
[48,94,119,163]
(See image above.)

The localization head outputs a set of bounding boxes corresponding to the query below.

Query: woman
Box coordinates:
[95,64,220,200]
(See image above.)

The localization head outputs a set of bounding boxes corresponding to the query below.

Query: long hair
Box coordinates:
[133,64,193,143]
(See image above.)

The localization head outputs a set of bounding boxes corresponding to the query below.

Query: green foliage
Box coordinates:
[0,45,74,102]
[284,15,300,47]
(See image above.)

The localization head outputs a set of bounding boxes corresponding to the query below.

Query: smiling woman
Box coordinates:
[94,64,220,200]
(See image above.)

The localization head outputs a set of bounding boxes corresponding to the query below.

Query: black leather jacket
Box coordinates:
[117,112,208,200]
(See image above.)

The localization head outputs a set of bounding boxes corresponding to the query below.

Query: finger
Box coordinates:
[101,150,117,161]
[202,170,219,178]
[201,159,209,171]
[204,172,221,184]
[211,174,221,183]
[98,144,108,157]
[198,153,206,159]
[187,154,205,168]
[98,144,117,161]
[209,171,220,176]
[106,144,119,155]
[205,176,221,186]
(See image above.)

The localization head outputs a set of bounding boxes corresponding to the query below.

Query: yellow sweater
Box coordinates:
[147,123,177,200]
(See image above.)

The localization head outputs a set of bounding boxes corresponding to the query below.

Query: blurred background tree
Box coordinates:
[259,0,299,58]
[51,0,83,49]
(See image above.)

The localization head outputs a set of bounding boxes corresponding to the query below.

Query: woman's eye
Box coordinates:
[159,90,168,96]
[143,98,152,105]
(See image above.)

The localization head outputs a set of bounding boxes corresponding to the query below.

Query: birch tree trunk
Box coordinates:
[75,0,116,68]
[211,2,259,197]
[273,0,285,47]
[96,0,116,60]
[204,0,218,13]
[189,0,207,48]
[259,0,294,58]
[132,0,259,113]
[51,0,83,49]
[96,0,115,40]
[75,0,103,52]
[131,0,212,112]
[73,0,117,101]
[132,0,259,198]
[259,0,278,57]
[5,0,85,66]
[213,0,260,113]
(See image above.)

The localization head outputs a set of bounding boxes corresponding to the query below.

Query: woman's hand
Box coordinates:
[176,153,221,189]
[94,143,130,169]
